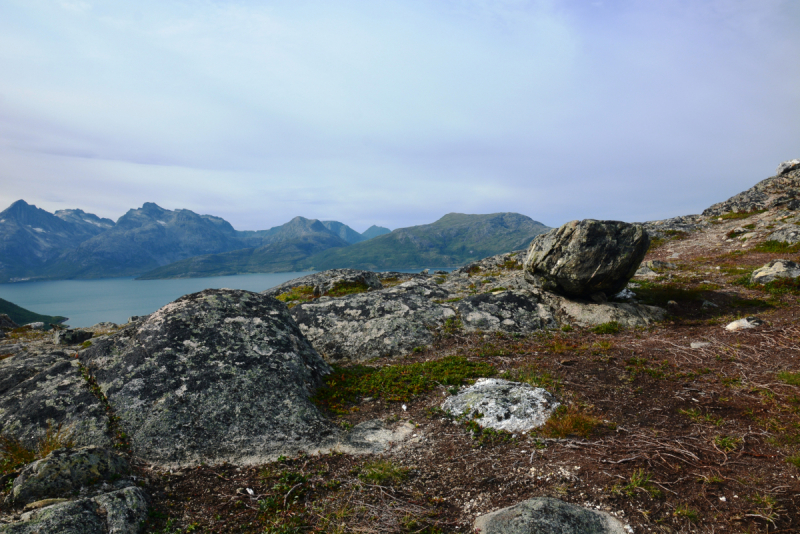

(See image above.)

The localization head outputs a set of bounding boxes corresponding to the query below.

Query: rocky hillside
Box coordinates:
[0,201,113,282]
[1,160,799,533]
[0,203,382,282]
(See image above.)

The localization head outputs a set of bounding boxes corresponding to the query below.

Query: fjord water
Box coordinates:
[0,268,456,328]
[0,272,315,328]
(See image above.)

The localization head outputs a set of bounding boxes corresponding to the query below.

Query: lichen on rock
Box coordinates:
[79,289,338,467]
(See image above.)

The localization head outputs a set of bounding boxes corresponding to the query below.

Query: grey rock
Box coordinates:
[777,159,800,176]
[453,290,557,334]
[442,379,558,433]
[641,214,707,239]
[690,342,711,349]
[0,486,148,534]
[474,497,626,534]
[703,167,800,216]
[542,292,666,328]
[768,226,800,244]
[524,220,650,300]
[23,323,45,331]
[289,279,453,362]
[7,447,129,506]
[54,329,93,346]
[79,289,338,467]
[0,314,18,330]
[750,259,800,285]
[262,269,382,299]
[0,352,111,450]
[702,300,719,309]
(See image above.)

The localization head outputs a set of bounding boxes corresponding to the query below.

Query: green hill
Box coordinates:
[296,212,549,271]
[0,297,67,328]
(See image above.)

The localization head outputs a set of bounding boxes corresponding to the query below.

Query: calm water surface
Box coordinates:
[0,268,455,327]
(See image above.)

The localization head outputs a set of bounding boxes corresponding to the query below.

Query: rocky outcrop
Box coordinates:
[262,269,382,299]
[474,497,626,534]
[453,291,557,333]
[6,447,130,506]
[0,486,148,534]
[0,351,111,450]
[750,260,800,285]
[703,167,800,216]
[769,225,800,244]
[543,292,666,328]
[53,329,93,346]
[777,159,800,176]
[442,379,559,433]
[79,289,338,467]
[288,280,455,362]
[524,220,650,301]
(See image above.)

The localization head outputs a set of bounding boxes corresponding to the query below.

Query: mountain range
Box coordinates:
[0,200,548,282]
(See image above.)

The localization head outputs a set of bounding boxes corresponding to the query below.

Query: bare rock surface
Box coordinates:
[543,292,666,328]
[53,329,93,346]
[289,279,455,362]
[0,351,110,450]
[777,159,800,176]
[442,379,559,433]
[769,225,800,244]
[750,259,800,285]
[0,486,148,534]
[453,290,557,333]
[6,447,130,506]
[79,289,339,467]
[523,220,650,300]
[474,497,627,534]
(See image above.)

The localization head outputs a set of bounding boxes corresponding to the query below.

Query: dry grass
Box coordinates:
[0,422,75,474]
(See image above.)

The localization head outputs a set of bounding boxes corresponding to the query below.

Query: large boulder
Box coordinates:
[288,279,454,362]
[523,220,650,300]
[0,352,111,450]
[79,289,338,467]
[442,379,559,433]
[768,226,800,244]
[0,486,148,534]
[750,259,800,285]
[6,446,130,506]
[474,497,627,534]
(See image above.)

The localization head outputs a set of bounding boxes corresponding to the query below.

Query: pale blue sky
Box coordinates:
[1,0,798,231]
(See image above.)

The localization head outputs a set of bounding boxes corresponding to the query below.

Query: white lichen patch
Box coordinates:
[443,378,559,433]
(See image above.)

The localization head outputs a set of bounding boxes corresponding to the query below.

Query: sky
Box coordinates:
[1,0,798,232]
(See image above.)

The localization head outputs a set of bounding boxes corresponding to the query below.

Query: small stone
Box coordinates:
[701,300,719,308]
[667,300,678,307]
[690,342,711,349]
[750,259,800,285]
